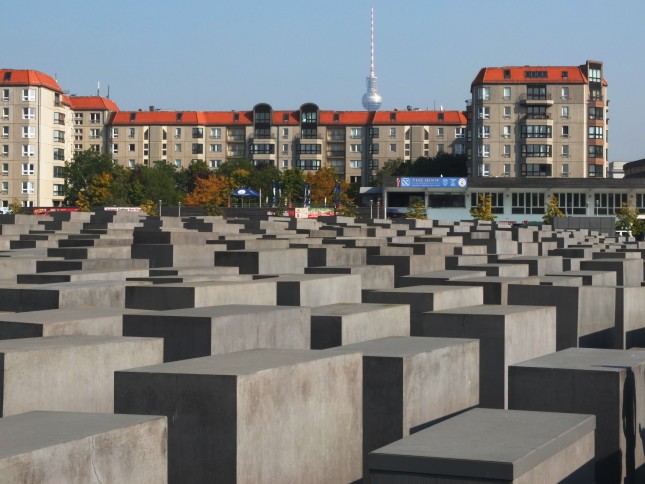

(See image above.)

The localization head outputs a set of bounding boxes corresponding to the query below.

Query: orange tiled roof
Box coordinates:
[0,69,63,93]
[110,109,466,126]
[67,96,119,111]
[472,66,590,85]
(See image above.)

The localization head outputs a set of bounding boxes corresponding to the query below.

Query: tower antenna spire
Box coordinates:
[362,2,382,111]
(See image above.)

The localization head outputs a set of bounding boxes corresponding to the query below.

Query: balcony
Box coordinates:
[227,150,245,158]
[522,113,552,121]
[248,132,276,140]
[227,134,245,142]
[519,93,554,105]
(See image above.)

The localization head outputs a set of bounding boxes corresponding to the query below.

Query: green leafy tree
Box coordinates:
[8,199,22,214]
[373,158,407,187]
[408,153,468,177]
[140,160,180,205]
[175,159,212,195]
[406,196,427,219]
[543,195,565,225]
[63,150,114,206]
[616,199,645,239]
[470,194,495,221]
[280,168,305,206]
[249,162,281,205]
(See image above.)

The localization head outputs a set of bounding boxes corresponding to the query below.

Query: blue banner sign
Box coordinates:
[396,177,468,189]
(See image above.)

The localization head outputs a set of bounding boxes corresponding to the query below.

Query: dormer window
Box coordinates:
[130,113,136,122]
[3,72,11,82]
[503,69,511,79]
[176,113,183,122]
[334,113,340,122]
[233,113,239,122]
[283,113,289,122]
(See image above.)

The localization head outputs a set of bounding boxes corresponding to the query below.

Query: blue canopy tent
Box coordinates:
[231,187,261,207]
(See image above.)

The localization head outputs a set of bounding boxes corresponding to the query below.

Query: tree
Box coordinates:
[63,150,114,206]
[615,199,645,239]
[542,195,565,225]
[373,158,407,187]
[406,196,427,219]
[175,160,212,195]
[470,194,495,221]
[184,175,230,208]
[408,153,468,177]
[140,160,180,205]
[280,169,305,206]
[306,167,349,206]
[249,162,281,205]
[76,172,113,210]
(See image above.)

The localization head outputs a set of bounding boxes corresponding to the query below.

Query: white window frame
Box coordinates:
[349,160,362,169]
[349,143,362,153]
[1,145,8,156]
[477,144,490,158]
[503,163,511,176]
[503,126,511,138]
[562,163,570,176]
[561,126,569,138]
[1,107,8,119]
[1,89,9,101]
[503,106,511,118]
[22,107,35,120]
[561,145,569,157]
[128,160,136,168]
[210,127,221,139]
[111,128,119,138]
[21,181,34,194]
[21,163,35,175]
[437,127,444,138]
[22,145,35,157]
[455,127,465,139]
[22,89,36,102]
[1,181,8,193]
[477,87,491,100]
[282,144,288,154]
[477,107,490,119]
[90,113,101,124]
[389,127,396,137]
[282,128,289,139]
[111,144,118,155]
[175,128,182,138]
[22,126,35,139]
[503,144,511,157]
[561,87,569,100]
[561,106,569,118]
[478,126,490,139]
[478,163,491,176]
[2,126,8,138]
[503,87,511,100]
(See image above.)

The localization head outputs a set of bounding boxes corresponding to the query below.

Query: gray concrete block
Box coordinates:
[124,304,310,361]
[509,348,645,483]
[132,243,225,268]
[305,264,395,290]
[508,284,616,350]
[433,275,541,305]
[366,254,445,281]
[496,255,564,276]
[368,408,595,483]
[416,305,557,409]
[581,258,644,286]
[115,349,362,483]
[326,336,479,469]
[271,274,362,306]
[215,248,308,274]
[364,286,484,330]
[397,270,487,287]
[0,411,167,483]
[546,269,617,286]
[310,303,409,349]
[0,335,163,416]
[125,279,277,310]
[615,287,645,349]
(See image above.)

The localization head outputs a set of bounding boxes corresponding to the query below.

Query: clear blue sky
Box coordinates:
[4,0,643,162]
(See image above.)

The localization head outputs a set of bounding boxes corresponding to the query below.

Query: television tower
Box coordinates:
[361,3,382,111]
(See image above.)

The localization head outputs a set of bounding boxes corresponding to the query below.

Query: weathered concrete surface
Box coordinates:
[0,335,163,416]
[326,336,479,471]
[215,248,309,274]
[509,348,645,484]
[270,274,362,306]
[305,264,395,290]
[115,349,362,484]
[417,305,557,409]
[123,304,310,361]
[310,303,409,349]
[0,411,167,483]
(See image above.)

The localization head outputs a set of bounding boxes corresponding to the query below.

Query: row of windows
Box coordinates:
[477,86,572,101]
[1,88,36,102]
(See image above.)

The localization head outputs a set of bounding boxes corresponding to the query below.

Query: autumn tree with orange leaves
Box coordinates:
[184,174,231,208]
[305,167,351,206]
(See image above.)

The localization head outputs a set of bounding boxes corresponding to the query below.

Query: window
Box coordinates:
[588,107,603,120]
[90,144,100,152]
[477,107,490,119]
[128,160,135,168]
[588,67,601,83]
[192,127,203,138]
[350,143,362,153]
[561,145,569,157]
[1,162,8,174]
[1,126,7,138]
[454,144,465,155]
[512,192,545,213]
[53,166,65,178]
[175,128,181,138]
[22,181,34,194]
[251,143,275,154]
[23,108,35,120]
[1,89,8,101]
[22,89,35,102]
[389,127,396,137]
[477,144,490,158]
[90,129,100,139]
[111,144,118,155]
[521,144,552,157]
[471,192,503,213]
[588,164,603,177]
[478,126,490,139]
[126,144,134,152]
[295,159,321,170]
[503,87,511,100]
[174,160,181,168]
[503,69,511,79]
[282,143,289,154]
[349,160,362,169]
[561,87,569,100]
[279,128,288,139]
[53,148,65,161]
[561,126,569,138]
[588,146,603,158]
[526,85,547,100]
[282,159,289,168]
[502,126,511,138]
[208,127,221,139]
[477,87,491,100]
[437,127,444,138]
[437,144,444,153]
[1,145,8,157]
[368,159,379,170]
[1,181,7,193]
[192,144,203,155]
[561,106,569,118]
[503,145,511,157]
[503,106,511,118]
[54,130,65,143]
[74,129,82,140]
[53,184,64,196]
[350,127,363,139]
[521,125,551,138]
[369,143,379,154]
[561,164,570,177]
[525,71,548,79]
[209,144,222,152]
[588,127,603,139]
[90,113,101,124]
[455,127,465,139]
[74,113,83,125]
[478,163,491,176]
[389,143,396,152]
[503,163,511,176]
[369,127,379,138]
[128,128,135,138]
[22,126,35,139]
[2,107,8,119]
[74,144,83,151]
[22,163,35,175]
[22,145,35,157]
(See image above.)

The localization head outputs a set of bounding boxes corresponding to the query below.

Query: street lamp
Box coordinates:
[178,201,181,218]
[158,200,162,217]
[369,199,373,219]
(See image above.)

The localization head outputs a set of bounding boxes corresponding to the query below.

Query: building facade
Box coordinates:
[469,60,608,179]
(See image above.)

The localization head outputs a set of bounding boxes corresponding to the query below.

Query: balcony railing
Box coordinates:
[523,113,552,120]
[520,93,553,101]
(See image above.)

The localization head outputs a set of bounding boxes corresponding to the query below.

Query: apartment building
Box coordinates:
[110,103,468,185]
[469,60,608,179]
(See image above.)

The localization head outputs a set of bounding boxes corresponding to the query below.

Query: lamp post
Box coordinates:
[595,199,599,216]
[178,201,181,218]
[377,197,382,219]
[369,199,373,219]
[158,200,162,218]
